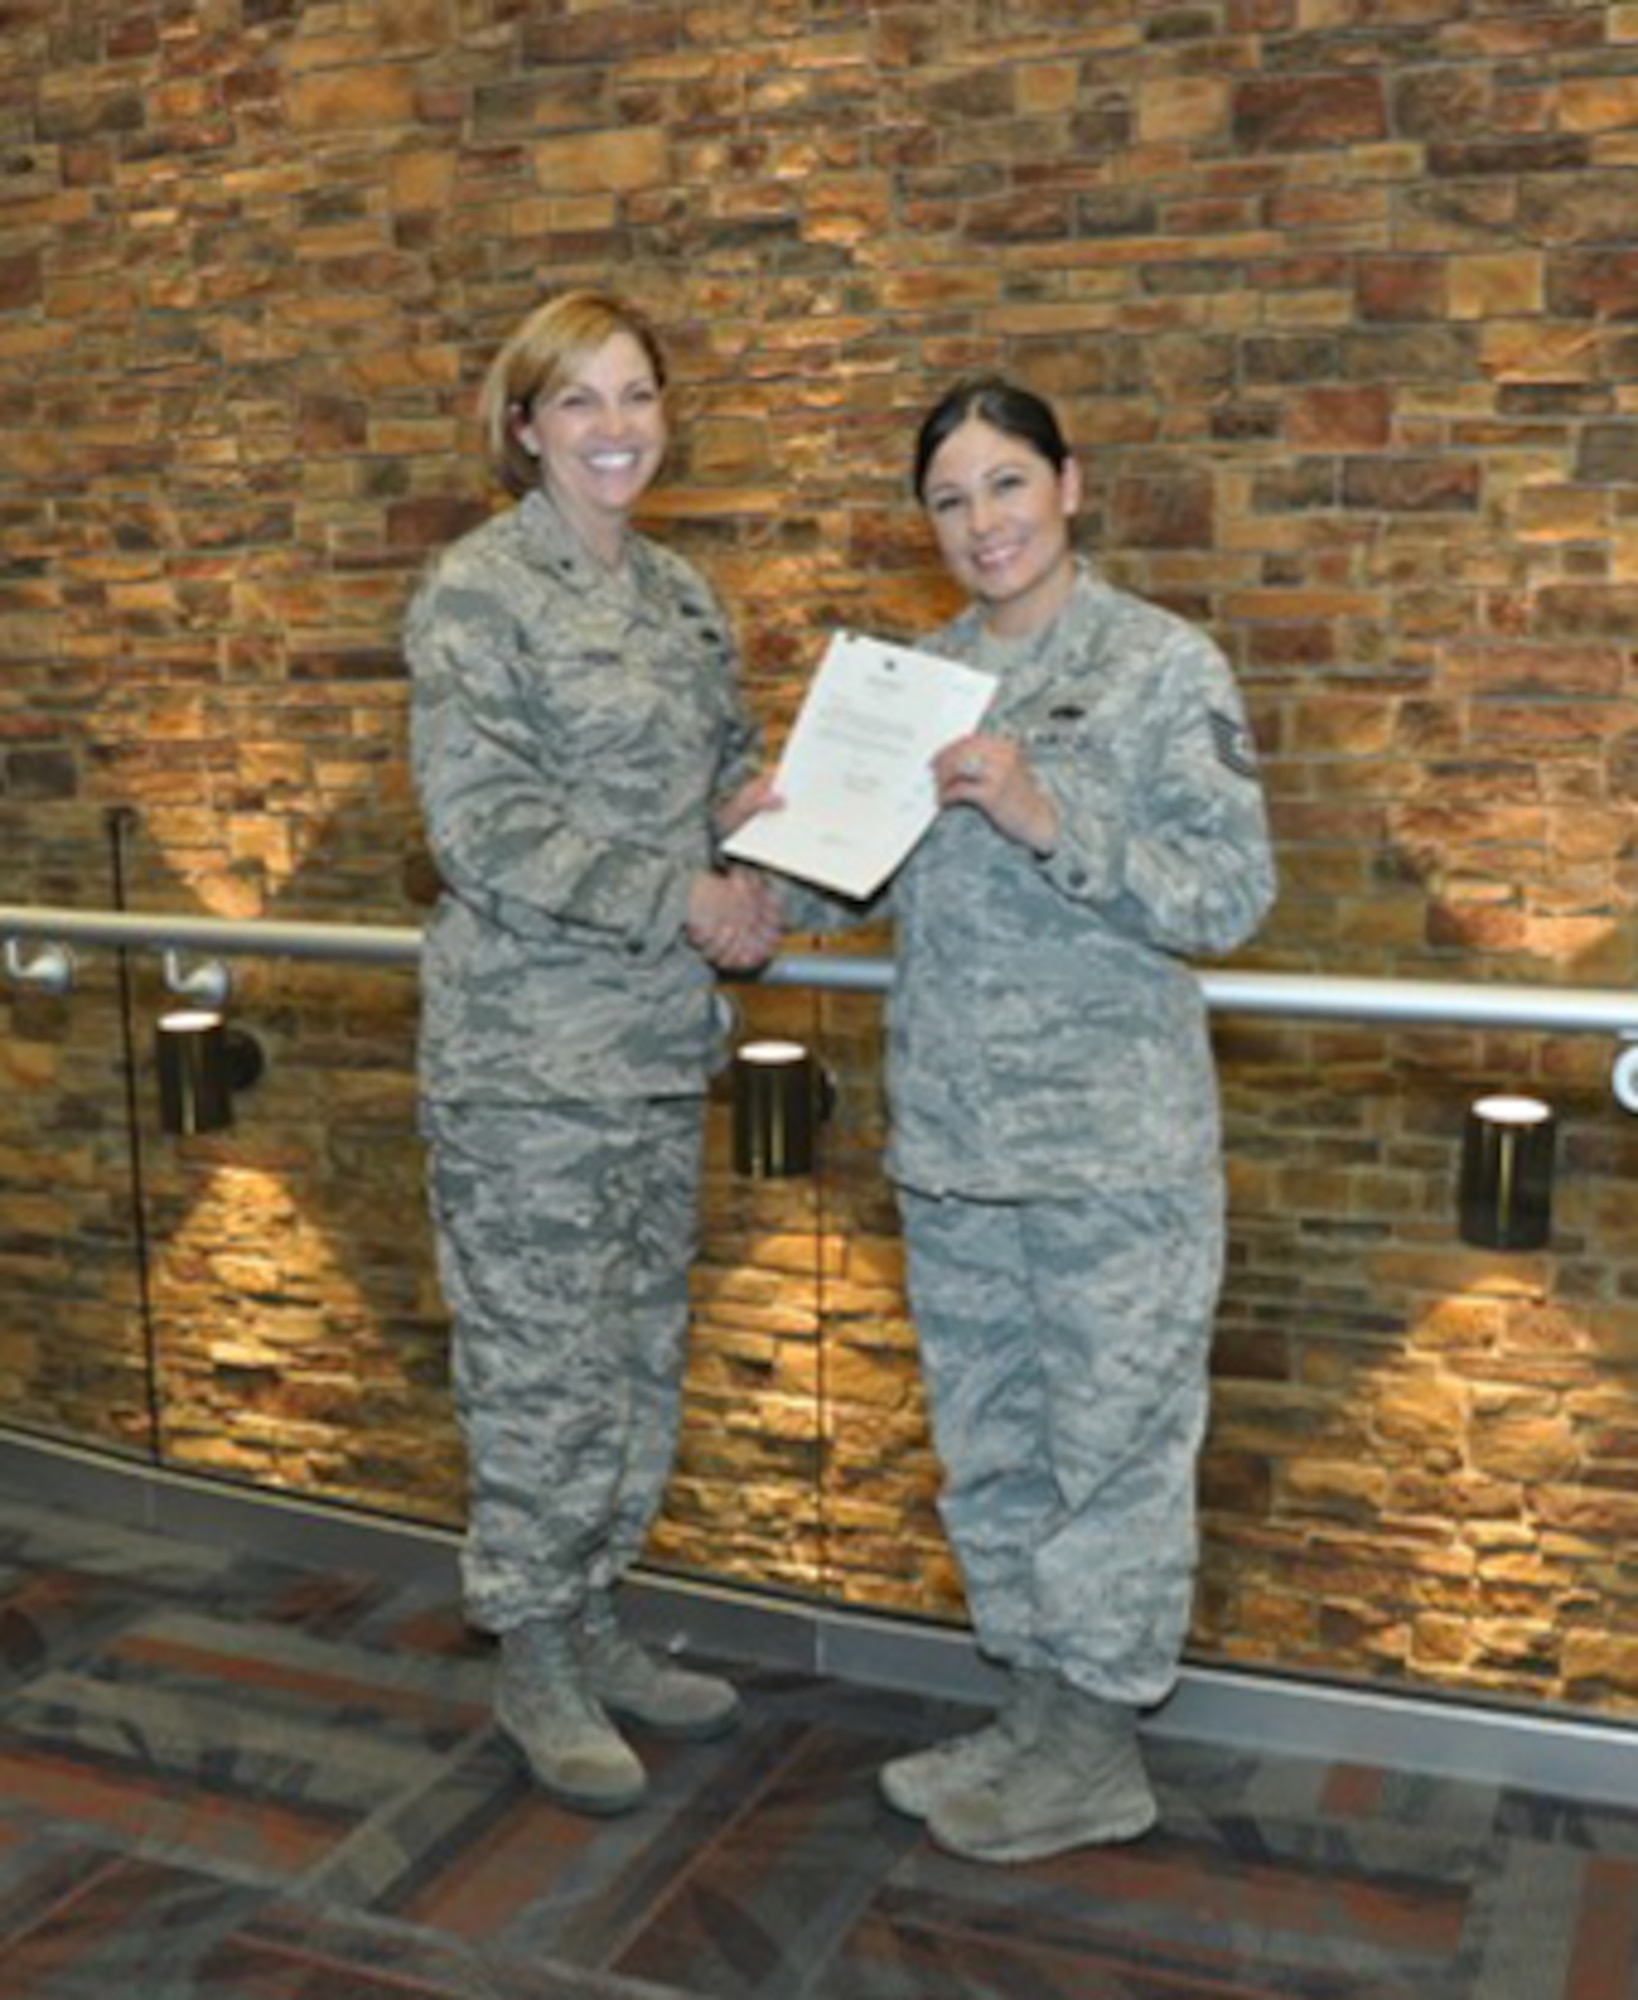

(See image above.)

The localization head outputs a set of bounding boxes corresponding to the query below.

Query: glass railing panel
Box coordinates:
[10,912,1638,1720]
[808,948,966,1624]
[1195,1013,1638,1709]
[135,953,467,1527]
[0,948,160,1462]
[667,976,829,1597]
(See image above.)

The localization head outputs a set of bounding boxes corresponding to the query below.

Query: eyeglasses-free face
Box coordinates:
[515,330,668,564]
[920,415,1081,639]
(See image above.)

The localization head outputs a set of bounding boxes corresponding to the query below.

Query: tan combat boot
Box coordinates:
[580,1591,741,1741]
[878,1669,1048,1820]
[926,1677,1157,1863]
[495,1617,647,1814]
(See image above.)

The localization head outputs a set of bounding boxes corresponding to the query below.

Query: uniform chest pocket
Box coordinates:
[541,645,722,792]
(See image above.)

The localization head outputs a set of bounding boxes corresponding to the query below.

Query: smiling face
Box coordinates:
[920,415,1081,638]
[516,329,667,563]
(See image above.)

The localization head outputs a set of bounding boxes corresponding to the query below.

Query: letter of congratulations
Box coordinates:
[722,630,996,900]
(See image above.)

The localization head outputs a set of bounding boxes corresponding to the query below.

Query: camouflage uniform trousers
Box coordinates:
[422,1096,704,1635]
[898,1177,1225,1709]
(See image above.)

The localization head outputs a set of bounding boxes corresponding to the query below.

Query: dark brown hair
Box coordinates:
[911,375,1070,502]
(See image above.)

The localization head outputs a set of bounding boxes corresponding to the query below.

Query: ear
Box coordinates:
[1059,454,1083,518]
[513,403,541,458]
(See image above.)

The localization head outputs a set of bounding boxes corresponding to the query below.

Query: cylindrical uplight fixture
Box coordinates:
[731,1039,818,1178]
[1458,1093,1556,1251]
[155,1008,264,1136]
[156,1008,234,1134]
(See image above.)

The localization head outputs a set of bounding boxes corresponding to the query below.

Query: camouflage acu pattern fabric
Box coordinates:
[878,566,1274,1701]
[405,486,758,1633]
[900,1180,1225,1708]
[407,486,760,1104]
[780,560,1274,1703]
[882,560,1276,1200]
[423,1097,703,1633]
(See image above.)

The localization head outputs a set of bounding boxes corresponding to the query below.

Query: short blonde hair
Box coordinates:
[478,291,669,497]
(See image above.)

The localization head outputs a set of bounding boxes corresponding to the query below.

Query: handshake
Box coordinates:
[686,865,783,973]
[686,770,786,972]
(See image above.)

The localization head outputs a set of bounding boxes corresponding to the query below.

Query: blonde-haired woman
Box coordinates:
[407,291,777,1815]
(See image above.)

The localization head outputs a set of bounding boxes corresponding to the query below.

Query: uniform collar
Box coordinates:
[947,559,1113,681]
[516,485,666,606]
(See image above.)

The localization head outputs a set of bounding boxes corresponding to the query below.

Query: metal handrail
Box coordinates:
[4,900,1638,1035]
[1,906,425,970]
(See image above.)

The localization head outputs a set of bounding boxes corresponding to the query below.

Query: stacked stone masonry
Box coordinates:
[4,0,1638,1709]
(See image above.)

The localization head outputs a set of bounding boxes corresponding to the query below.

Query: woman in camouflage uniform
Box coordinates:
[845,378,1276,1861]
[406,292,778,1816]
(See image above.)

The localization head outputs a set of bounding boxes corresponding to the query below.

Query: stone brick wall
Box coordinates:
[4,0,1638,1708]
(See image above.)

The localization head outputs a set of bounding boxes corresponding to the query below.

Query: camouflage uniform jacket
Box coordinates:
[876,562,1276,1199]
[407,487,760,1104]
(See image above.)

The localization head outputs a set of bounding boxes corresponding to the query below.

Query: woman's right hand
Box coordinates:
[687,866,782,971]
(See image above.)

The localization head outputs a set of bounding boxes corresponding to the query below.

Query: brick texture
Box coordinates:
[3,1,1638,1710]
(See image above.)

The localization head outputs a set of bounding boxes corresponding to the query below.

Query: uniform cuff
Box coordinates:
[1033,767,1124,903]
[621,858,696,964]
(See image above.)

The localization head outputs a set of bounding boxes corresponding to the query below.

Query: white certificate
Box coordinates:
[721,629,996,900]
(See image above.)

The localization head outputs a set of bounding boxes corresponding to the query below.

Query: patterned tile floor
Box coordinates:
[3,1488,1637,1998]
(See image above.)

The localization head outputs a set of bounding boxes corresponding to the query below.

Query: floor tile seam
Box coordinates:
[775,1823,928,2000]
[9,1677,452,1805]
[1446,1839,1583,1998]
[1234,1843,1493,1904]
[7,1554,240,1604]
[1128,1818,1493,1908]
[89,1668,490,1750]
[242,1902,706,2000]
[861,1891,1458,1997]
[1,1584,170,1679]
[0,1802,332,1897]
[0,1843,133,1959]
[212,1922,495,2000]
[0,1723,380,1828]
[0,1748,377,1894]
[592,1721,856,1971]
[1563,1847,1638,1991]
[288,1716,506,1906]
[120,1608,493,1703]
[931,1873,1470,1968]
[83,1633,490,1729]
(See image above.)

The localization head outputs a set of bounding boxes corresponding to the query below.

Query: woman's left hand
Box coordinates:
[714,771,783,839]
[933,733,1060,855]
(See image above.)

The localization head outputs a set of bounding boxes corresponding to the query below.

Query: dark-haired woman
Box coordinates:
[829,379,1274,1861]
[407,291,779,1818]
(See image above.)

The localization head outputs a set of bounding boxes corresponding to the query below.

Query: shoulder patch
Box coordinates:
[1209,709,1260,780]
